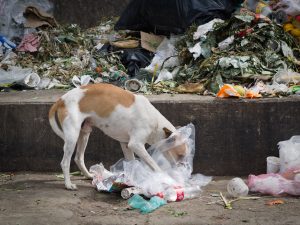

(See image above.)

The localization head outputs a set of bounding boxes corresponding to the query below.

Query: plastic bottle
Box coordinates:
[121,187,144,199]
[162,186,201,202]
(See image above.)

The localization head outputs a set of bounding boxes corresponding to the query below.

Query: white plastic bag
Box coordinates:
[275,0,300,16]
[278,136,300,173]
[273,70,300,85]
[145,36,180,72]
[248,174,300,196]
[91,124,212,198]
[0,66,40,88]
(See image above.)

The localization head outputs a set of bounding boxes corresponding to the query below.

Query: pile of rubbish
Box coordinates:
[89,124,212,214]
[226,135,300,199]
[0,0,300,97]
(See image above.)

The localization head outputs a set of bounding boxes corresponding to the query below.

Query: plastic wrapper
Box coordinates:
[90,123,212,198]
[128,194,166,214]
[145,36,180,73]
[248,174,300,196]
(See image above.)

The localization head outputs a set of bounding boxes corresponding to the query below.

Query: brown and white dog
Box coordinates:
[49,83,187,190]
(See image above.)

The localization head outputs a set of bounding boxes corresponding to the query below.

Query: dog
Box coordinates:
[49,83,187,190]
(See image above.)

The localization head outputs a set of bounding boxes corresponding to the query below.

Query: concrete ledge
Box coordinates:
[1,90,300,175]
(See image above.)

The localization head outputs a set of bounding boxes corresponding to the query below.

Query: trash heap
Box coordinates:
[173,13,300,96]
[225,135,300,201]
[89,124,212,214]
[0,1,300,97]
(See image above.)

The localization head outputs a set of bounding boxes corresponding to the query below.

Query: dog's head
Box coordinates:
[162,127,189,163]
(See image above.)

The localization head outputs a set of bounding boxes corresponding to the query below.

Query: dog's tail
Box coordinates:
[49,99,65,140]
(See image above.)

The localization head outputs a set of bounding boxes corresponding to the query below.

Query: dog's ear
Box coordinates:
[163,127,173,138]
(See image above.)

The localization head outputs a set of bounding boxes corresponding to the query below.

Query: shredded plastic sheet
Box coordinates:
[89,124,212,199]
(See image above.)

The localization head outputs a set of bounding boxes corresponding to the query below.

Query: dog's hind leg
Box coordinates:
[120,142,135,161]
[75,122,93,179]
[61,124,81,190]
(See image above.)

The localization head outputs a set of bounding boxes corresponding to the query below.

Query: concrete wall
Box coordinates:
[1,91,300,176]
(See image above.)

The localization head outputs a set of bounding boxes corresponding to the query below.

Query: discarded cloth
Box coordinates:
[17,33,40,52]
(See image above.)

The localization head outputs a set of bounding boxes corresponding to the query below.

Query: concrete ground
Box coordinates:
[0,173,299,225]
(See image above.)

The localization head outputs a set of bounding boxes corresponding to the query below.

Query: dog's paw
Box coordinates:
[65,183,77,191]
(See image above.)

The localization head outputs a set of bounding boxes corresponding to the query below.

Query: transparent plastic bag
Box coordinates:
[93,123,211,198]
[274,0,300,16]
[278,136,300,173]
[248,173,300,196]
[145,36,180,73]
[273,70,300,85]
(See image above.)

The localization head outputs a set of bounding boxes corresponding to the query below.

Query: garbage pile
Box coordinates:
[89,124,212,214]
[0,0,300,96]
[226,136,300,199]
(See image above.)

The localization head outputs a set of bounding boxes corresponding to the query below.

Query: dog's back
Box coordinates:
[49,83,173,144]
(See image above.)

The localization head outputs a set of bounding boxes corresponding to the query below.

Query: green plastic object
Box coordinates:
[128,194,167,214]
[292,85,300,94]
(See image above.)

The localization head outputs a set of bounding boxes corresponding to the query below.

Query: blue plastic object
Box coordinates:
[0,35,16,49]
[128,194,167,214]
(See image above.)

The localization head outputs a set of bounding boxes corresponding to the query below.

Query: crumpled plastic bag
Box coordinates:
[0,66,40,88]
[72,75,94,87]
[193,19,224,40]
[273,70,300,85]
[115,0,242,35]
[217,84,262,98]
[145,36,180,73]
[248,173,300,196]
[274,0,300,16]
[128,194,166,214]
[247,136,300,196]
[278,136,300,174]
[90,123,212,198]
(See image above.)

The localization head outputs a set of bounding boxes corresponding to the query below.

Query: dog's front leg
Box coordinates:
[128,141,162,172]
[120,142,135,161]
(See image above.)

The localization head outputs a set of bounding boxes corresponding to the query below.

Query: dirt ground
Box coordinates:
[0,173,299,225]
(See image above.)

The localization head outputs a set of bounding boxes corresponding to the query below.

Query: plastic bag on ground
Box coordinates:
[248,173,300,196]
[115,0,243,35]
[128,194,166,214]
[247,136,300,196]
[90,123,212,200]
